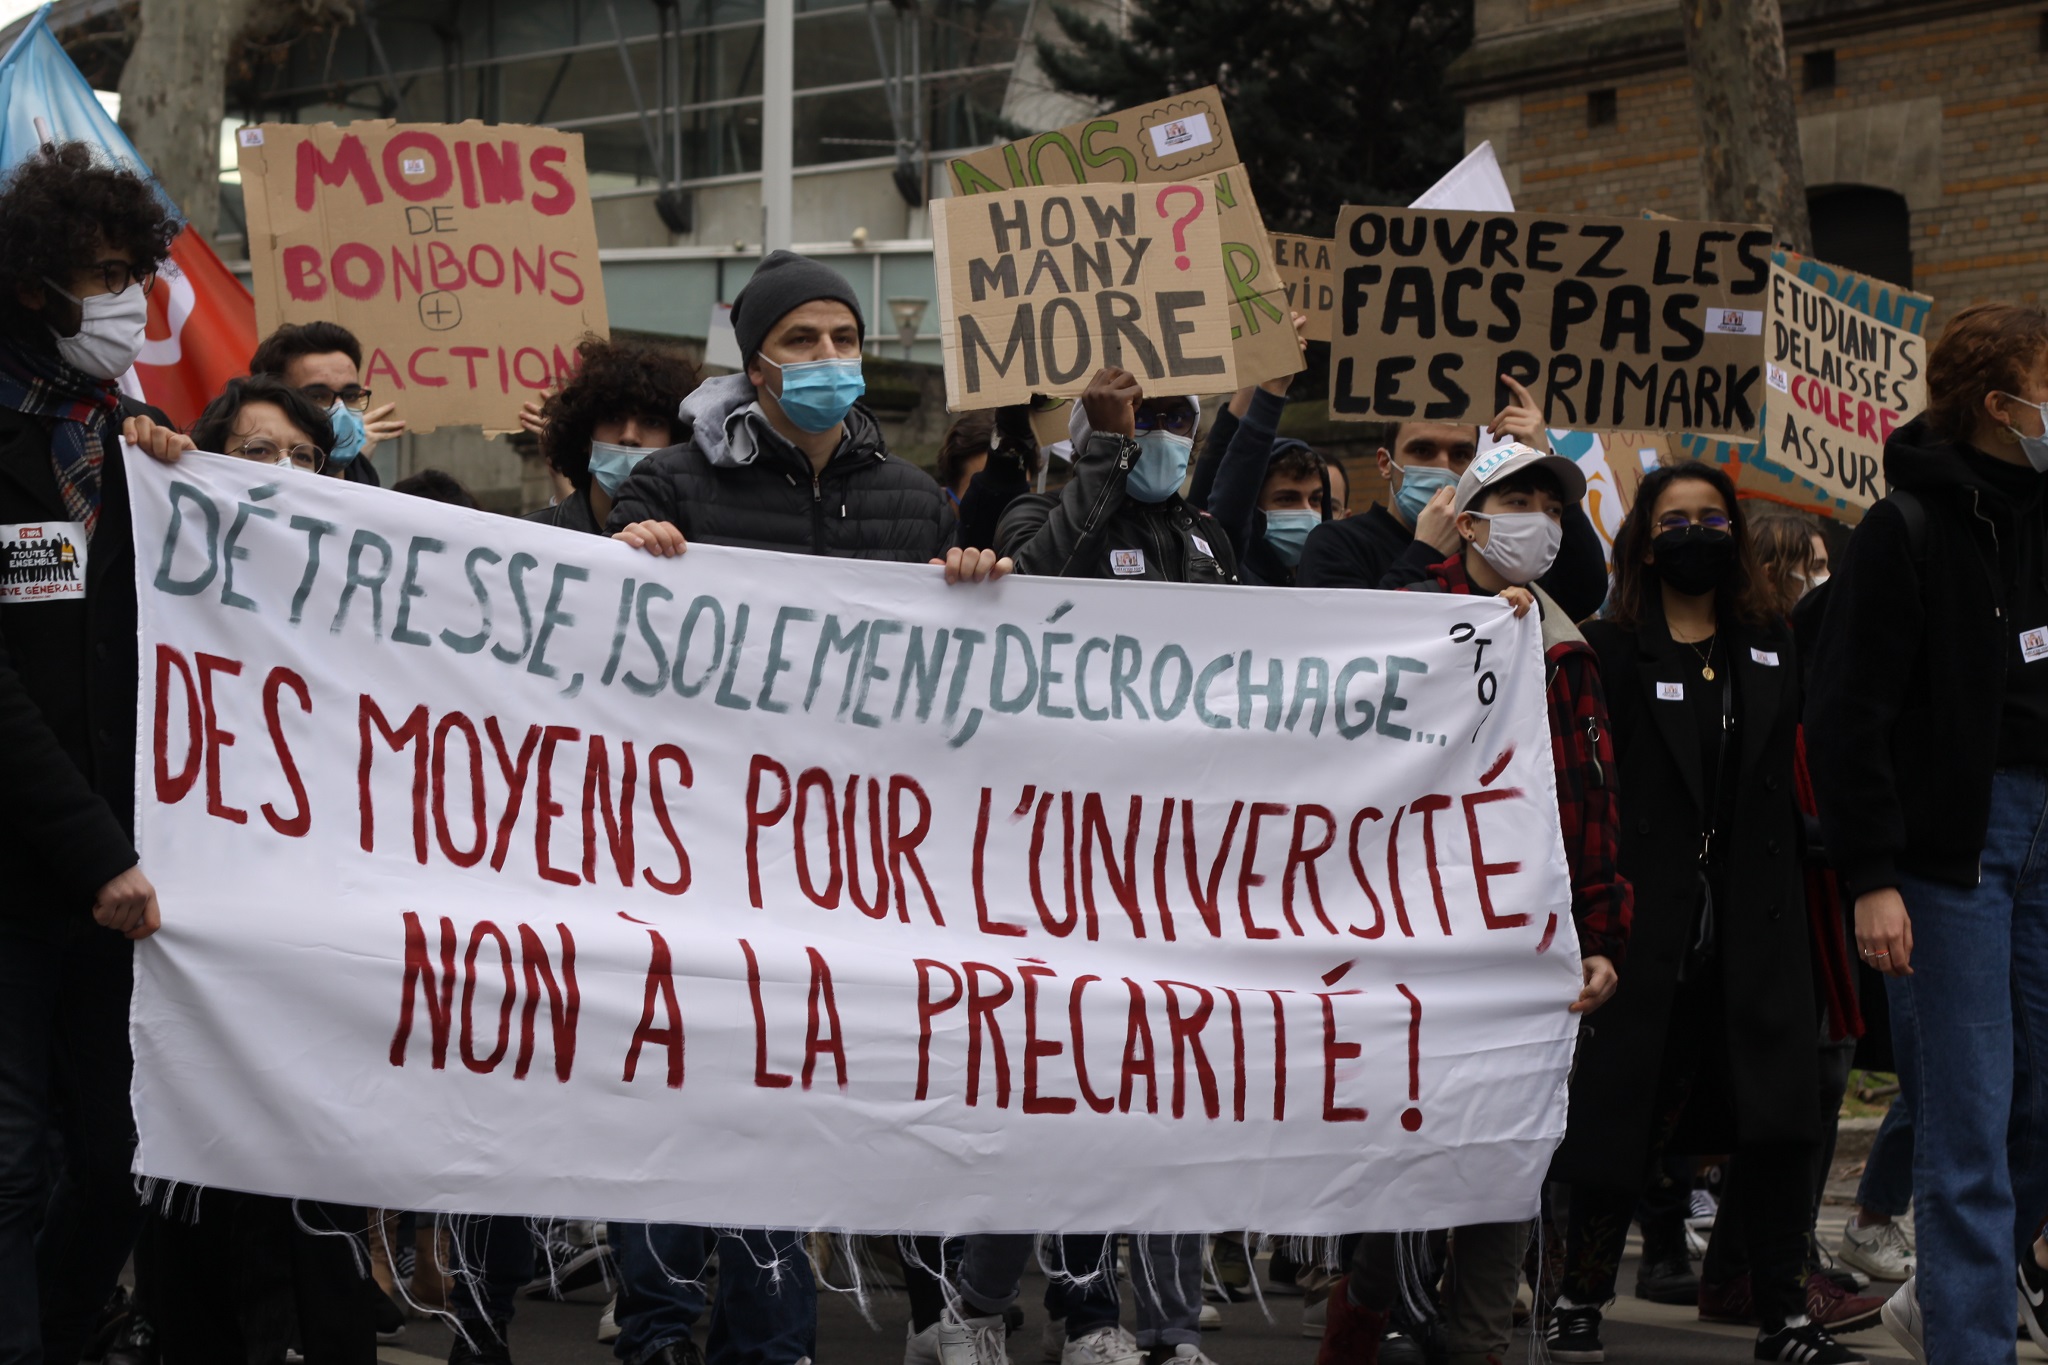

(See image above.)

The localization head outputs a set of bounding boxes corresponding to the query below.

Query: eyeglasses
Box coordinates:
[228,440,326,473]
[300,384,373,412]
[77,260,157,298]
[1656,511,1733,534]
[1134,405,1198,437]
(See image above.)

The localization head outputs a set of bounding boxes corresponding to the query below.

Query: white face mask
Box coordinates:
[1468,511,1563,585]
[49,282,149,380]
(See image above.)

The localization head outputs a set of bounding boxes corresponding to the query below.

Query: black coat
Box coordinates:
[0,400,155,925]
[996,432,1238,584]
[608,388,952,561]
[1807,416,2031,899]
[1551,602,1817,1188]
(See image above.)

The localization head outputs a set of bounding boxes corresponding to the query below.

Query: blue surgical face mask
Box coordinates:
[327,399,366,465]
[1263,509,1321,567]
[2000,394,2048,474]
[1392,462,1456,525]
[1125,430,1193,503]
[589,441,652,496]
[760,354,865,433]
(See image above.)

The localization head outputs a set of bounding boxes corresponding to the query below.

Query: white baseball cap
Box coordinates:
[1453,441,1587,515]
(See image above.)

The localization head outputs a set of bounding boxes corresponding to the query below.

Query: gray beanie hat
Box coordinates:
[731,250,866,362]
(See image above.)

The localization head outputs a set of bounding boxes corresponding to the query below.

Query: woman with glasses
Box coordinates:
[189,375,333,475]
[1808,302,2048,1362]
[1544,463,1864,1364]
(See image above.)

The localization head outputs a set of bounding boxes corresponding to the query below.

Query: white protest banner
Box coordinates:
[237,120,608,434]
[1761,262,1928,509]
[128,454,1579,1234]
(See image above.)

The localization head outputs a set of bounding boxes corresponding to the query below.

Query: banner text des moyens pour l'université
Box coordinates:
[129,454,1580,1233]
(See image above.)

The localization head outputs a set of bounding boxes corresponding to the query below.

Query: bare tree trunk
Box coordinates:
[116,0,257,242]
[1679,0,1813,253]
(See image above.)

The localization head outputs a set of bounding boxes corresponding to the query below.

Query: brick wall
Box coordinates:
[1469,3,2048,325]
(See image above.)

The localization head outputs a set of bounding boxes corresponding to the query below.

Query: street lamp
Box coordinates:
[887,296,928,361]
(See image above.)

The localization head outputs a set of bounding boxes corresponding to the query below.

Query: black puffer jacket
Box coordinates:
[607,372,953,559]
[996,430,1238,583]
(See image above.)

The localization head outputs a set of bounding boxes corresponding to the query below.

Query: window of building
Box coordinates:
[1808,185,1913,288]
[1803,49,1837,91]
[1587,88,1616,127]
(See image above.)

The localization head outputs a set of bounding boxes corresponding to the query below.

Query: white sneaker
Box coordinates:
[1061,1325,1143,1365]
[1839,1216,1915,1282]
[597,1295,619,1344]
[1198,1302,1221,1330]
[1299,1294,1326,1340]
[1880,1277,1924,1364]
[907,1315,1005,1365]
[1166,1347,1218,1365]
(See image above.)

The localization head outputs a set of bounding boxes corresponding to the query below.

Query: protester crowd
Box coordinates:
[5,137,2048,1365]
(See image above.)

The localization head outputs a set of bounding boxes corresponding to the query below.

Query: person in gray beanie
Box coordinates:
[609,249,1006,583]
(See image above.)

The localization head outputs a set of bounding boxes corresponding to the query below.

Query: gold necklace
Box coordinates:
[1685,635,1717,681]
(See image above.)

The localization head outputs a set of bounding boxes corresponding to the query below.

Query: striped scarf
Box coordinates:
[0,338,119,539]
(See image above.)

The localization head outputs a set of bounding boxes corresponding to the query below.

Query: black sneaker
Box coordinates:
[1377,1329,1429,1365]
[1635,1248,1702,1305]
[525,1237,612,1299]
[101,1314,157,1365]
[448,1323,513,1365]
[1754,1317,1867,1364]
[1548,1303,1605,1363]
[2021,1253,2048,1355]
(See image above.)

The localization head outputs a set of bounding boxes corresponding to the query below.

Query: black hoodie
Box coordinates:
[1807,414,2048,899]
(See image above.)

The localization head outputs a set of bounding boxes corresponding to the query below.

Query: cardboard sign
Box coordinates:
[1271,234,1335,341]
[932,177,1236,408]
[1762,264,1927,508]
[1328,209,1775,438]
[946,88,1239,195]
[945,90,1298,388]
[237,120,609,434]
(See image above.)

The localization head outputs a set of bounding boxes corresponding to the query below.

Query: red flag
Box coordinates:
[124,227,258,429]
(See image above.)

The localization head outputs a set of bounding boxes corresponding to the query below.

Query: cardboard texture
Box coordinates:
[945,87,1239,194]
[238,120,608,434]
[1327,208,1776,438]
[1760,263,1928,509]
[944,89,1297,389]
[932,176,1236,409]
[1270,233,1335,343]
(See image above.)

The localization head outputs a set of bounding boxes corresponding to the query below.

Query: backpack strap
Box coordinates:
[1889,486,1929,561]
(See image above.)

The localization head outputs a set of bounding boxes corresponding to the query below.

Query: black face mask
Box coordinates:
[1651,525,1737,597]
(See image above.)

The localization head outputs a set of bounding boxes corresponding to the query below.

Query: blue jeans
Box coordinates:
[608,1224,816,1365]
[1855,1092,1916,1219]
[0,920,142,1365]
[445,1214,535,1331]
[1892,768,2048,1365]
[1047,1235,1204,1348]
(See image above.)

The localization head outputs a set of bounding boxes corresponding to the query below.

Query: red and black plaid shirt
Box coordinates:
[1409,556,1632,963]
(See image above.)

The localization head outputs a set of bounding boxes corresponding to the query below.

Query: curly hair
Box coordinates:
[1926,302,2048,443]
[1266,439,1327,485]
[1749,511,1821,618]
[1604,461,1774,629]
[190,375,336,459]
[539,336,698,491]
[0,142,177,347]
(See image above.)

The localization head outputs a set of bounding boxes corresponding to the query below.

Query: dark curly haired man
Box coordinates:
[525,334,698,534]
[0,139,196,1365]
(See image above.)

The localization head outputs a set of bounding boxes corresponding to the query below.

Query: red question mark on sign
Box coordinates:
[1154,184,1205,271]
